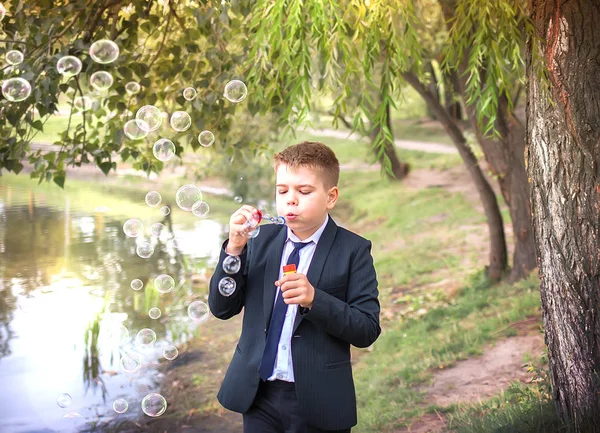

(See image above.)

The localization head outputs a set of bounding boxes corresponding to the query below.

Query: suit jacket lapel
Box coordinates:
[293,216,338,333]
[263,226,288,329]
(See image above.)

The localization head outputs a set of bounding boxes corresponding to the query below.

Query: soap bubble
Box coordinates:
[124,119,149,140]
[169,111,191,132]
[120,352,142,373]
[90,71,113,92]
[5,50,23,66]
[218,277,236,297]
[248,226,260,239]
[148,307,161,319]
[191,201,210,218]
[163,345,178,360]
[0,3,6,21]
[130,279,143,291]
[154,274,175,293]
[141,393,167,417]
[188,300,209,323]
[136,328,156,346]
[198,130,215,147]
[125,81,140,95]
[74,96,93,112]
[175,185,202,211]
[2,77,31,102]
[145,191,162,207]
[152,138,176,162]
[89,39,120,64]
[183,87,197,101]
[56,393,72,408]
[159,206,170,216]
[113,399,129,414]
[136,105,162,132]
[123,219,143,237]
[234,196,243,204]
[151,223,164,237]
[57,56,83,77]
[223,255,241,275]
[224,80,248,103]
[136,241,154,258]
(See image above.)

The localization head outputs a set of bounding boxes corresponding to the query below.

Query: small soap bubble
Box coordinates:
[123,119,149,140]
[74,96,93,112]
[123,219,143,237]
[183,87,197,101]
[90,71,113,91]
[170,111,191,132]
[154,274,175,293]
[222,255,241,275]
[125,81,140,95]
[234,196,243,204]
[2,77,31,102]
[120,352,142,373]
[57,56,83,77]
[198,130,215,147]
[145,191,162,207]
[163,345,178,360]
[159,206,170,216]
[218,277,236,297]
[136,105,162,132]
[130,279,143,291]
[90,39,120,64]
[148,307,161,319]
[136,241,154,259]
[57,393,72,408]
[0,3,6,21]
[153,138,176,161]
[191,201,210,218]
[176,185,202,211]
[224,80,248,103]
[248,226,260,239]
[188,300,209,323]
[113,398,129,414]
[136,328,157,346]
[5,50,23,66]
[141,393,167,417]
[151,223,164,237]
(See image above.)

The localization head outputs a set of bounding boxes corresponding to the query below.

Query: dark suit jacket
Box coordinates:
[208,215,380,430]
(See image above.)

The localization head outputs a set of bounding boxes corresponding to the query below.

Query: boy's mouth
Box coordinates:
[286,213,298,220]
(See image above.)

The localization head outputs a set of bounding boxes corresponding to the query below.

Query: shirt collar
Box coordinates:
[287,214,329,245]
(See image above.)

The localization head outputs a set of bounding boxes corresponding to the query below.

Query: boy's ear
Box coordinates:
[326,186,339,208]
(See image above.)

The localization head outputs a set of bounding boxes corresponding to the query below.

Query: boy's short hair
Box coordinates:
[273,141,340,189]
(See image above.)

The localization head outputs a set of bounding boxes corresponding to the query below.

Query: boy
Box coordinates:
[208,141,381,433]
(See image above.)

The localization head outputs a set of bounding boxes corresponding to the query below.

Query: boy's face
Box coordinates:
[275,164,338,240]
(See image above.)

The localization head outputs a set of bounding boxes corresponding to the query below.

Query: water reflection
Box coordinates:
[0,182,225,432]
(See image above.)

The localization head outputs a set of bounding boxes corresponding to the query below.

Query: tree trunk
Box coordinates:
[404,71,507,281]
[527,0,600,431]
[426,62,441,121]
[368,92,410,181]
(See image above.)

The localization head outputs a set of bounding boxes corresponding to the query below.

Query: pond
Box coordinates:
[0,173,235,432]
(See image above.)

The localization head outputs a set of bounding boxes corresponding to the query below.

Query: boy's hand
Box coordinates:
[226,205,260,255]
[276,273,315,308]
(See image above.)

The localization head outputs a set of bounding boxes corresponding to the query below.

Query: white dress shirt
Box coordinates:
[266,214,329,382]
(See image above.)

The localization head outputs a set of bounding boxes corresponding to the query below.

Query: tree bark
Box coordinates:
[527,0,600,431]
[404,71,507,280]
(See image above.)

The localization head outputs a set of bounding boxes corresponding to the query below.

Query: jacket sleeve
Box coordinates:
[208,239,250,320]
[302,241,381,348]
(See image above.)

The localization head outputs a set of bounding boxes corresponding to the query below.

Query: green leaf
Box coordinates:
[99,162,112,176]
[53,174,65,188]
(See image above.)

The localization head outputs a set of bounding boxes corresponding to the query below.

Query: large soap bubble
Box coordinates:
[123,219,143,237]
[89,39,120,64]
[153,138,176,161]
[183,87,197,101]
[124,119,149,140]
[188,300,209,323]
[224,80,248,103]
[169,111,191,132]
[198,130,215,147]
[74,96,93,112]
[57,56,83,77]
[2,77,31,102]
[136,105,162,132]
[113,399,129,414]
[141,393,167,417]
[175,185,202,211]
[136,241,154,258]
[120,352,142,373]
[125,81,140,95]
[5,50,23,66]
[56,393,72,408]
[223,255,241,275]
[90,71,114,91]
[136,328,156,346]
[154,274,175,293]
[218,277,237,297]
[163,345,178,360]
[145,191,162,207]
[191,201,210,218]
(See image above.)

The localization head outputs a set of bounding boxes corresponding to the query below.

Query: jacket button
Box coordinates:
[264,328,267,333]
